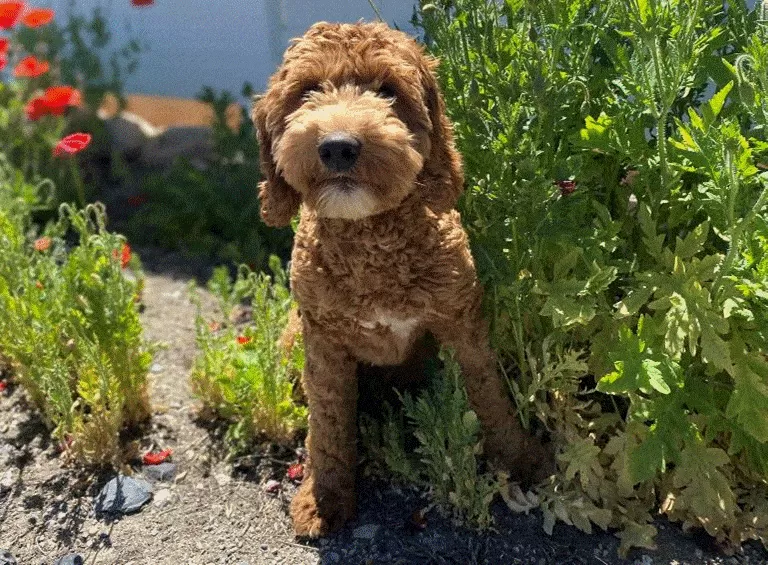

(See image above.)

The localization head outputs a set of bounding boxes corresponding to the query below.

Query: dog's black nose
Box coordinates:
[318,132,361,173]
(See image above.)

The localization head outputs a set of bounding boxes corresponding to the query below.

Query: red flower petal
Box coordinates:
[0,53,6,71]
[287,463,304,482]
[25,96,47,120]
[52,132,91,157]
[42,85,81,114]
[120,243,131,269]
[0,2,24,29]
[34,236,51,251]
[131,0,154,6]
[236,335,252,345]
[0,37,9,54]
[20,7,53,27]
[142,448,172,465]
[556,179,576,196]
[0,381,7,392]
[14,55,48,77]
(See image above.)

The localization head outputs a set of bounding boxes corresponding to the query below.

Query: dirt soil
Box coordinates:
[1,247,768,565]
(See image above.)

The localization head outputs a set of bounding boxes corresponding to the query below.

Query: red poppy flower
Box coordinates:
[126,193,148,207]
[0,37,9,54]
[0,53,6,71]
[287,463,304,482]
[0,381,7,392]
[14,55,48,77]
[42,85,81,114]
[111,243,131,268]
[21,7,53,27]
[0,2,24,29]
[52,132,91,157]
[556,179,576,196]
[237,335,252,345]
[143,448,172,465]
[131,0,154,6]
[34,236,51,251]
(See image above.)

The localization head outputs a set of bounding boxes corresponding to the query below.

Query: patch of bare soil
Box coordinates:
[1,248,767,565]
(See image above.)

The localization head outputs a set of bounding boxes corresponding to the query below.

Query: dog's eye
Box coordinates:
[376,84,397,99]
[300,84,322,98]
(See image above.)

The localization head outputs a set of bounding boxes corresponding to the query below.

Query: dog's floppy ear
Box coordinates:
[252,93,302,227]
[420,56,464,213]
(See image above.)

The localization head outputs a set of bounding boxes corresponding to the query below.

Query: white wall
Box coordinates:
[45,0,418,100]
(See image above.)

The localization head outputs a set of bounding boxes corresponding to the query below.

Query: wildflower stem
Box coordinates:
[69,158,86,208]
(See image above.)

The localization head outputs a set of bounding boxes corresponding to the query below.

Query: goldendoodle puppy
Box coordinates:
[254,21,548,538]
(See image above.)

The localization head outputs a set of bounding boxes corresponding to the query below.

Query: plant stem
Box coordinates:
[713,180,768,297]
[69,158,86,208]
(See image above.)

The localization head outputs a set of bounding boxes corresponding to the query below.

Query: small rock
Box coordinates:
[322,552,341,564]
[0,549,16,565]
[143,462,177,483]
[152,488,172,508]
[638,556,653,565]
[214,472,231,487]
[94,475,152,515]
[264,480,280,495]
[54,555,83,565]
[0,468,18,492]
[150,363,164,374]
[260,544,268,551]
[352,524,380,540]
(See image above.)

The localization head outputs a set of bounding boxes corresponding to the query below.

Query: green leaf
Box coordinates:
[701,81,733,128]
[617,521,657,557]
[674,221,709,259]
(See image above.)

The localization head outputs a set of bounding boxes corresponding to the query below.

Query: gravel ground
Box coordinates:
[1,248,767,565]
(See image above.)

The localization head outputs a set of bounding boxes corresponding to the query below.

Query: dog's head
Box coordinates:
[253,22,463,226]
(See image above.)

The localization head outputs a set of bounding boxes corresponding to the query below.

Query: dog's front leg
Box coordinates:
[290,321,358,538]
[431,295,552,484]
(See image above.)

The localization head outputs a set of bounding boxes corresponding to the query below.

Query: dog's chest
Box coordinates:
[356,311,420,341]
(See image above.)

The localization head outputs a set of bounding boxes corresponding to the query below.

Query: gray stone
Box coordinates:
[0,468,18,493]
[54,555,83,565]
[0,550,15,565]
[352,523,380,540]
[142,462,177,483]
[94,475,152,515]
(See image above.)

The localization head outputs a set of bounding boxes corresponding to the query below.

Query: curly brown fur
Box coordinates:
[255,21,550,538]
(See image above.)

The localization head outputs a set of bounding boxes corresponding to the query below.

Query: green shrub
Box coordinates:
[0,198,151,467]
[190,258,306,453]
[415,0,768,555]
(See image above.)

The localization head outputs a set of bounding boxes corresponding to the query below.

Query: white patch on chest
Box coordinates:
[358,311,420,342]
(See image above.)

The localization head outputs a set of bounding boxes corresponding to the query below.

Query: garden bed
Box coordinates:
[1,248,766,565]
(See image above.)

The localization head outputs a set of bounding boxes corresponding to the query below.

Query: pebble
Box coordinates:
[0,549,16,565]
[94,475,153,515]
[143,462,177,483]
[152,488,172,508]
[264,480,281,495]
[352,524,380,540]
[0,468,18,492]
[150,363,164,374]
[637,555,653,565]
[53,555,83,565]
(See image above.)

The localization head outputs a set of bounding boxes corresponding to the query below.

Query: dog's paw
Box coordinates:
[290,481,355,538]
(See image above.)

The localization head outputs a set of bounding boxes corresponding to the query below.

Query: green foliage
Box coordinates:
[0,192,151,467]
[363,349,498,529]
[126,86,293,271]
[190,258,306,453]
[416,0,768,555]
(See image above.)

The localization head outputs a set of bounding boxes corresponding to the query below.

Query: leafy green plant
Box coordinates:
[414,0,768,555]
[0,197,151,467]
[190,258,306,453]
